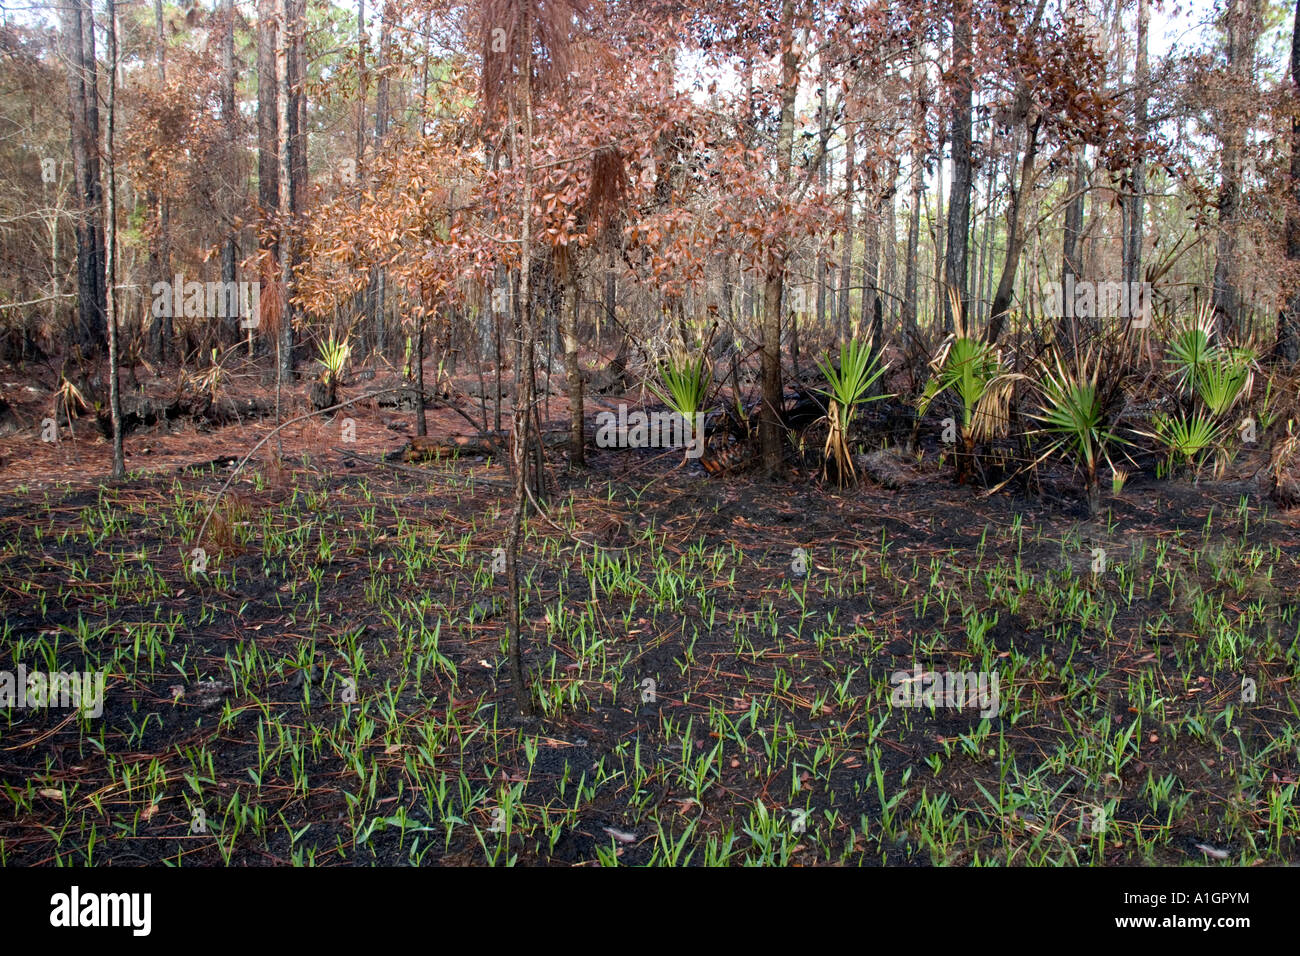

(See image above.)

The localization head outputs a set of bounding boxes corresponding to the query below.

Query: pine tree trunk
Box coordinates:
[505,9,536,717]
[944,0,974,327]
[759,0,798,477]
[276,0,295,377]
[839,110,856,345]
[220,0,239,344]
[1124,0,1148,296]
[561,275,584,467]
[258,0,278,363]
[986,120,1041,345]
[105,0,124,478]
[415,314,427,436]
[1061,152,1087,350]
[1212,0,1260,339]
[1278,0,1300,363]
[149,0,171,362]
[60,0,106,354]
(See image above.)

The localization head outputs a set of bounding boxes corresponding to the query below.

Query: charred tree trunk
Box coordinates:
[257,0,279,363]
[1212,0,1261,339]
[61,0,106,354]
[985,119,1041,345]
[1060,152,1087,350]
[415,313,427,436]
[1278,0,1300,363]
[105,0,124,478]
[944,0,974,328]
[838,103,856,344]
[1123,0,1148,297]
[903,50,923,345]
[371,4,392,357]
[815,51,830,336]
[220,0,239,344]
[148,0,171,362]
[560,274,584,466]
[276,0,297,377]
[759,0,798,477]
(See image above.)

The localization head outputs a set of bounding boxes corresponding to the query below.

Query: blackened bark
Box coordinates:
[61,0,106,354]
[944,0,974,328]
[985,120,1041,345]
[1278,0,1300,363]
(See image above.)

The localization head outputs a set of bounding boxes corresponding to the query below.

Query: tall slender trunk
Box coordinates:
[505,9,536,717]
[883,168,898,331]
[372,4,392,356]
[277,0,295,376]
[934,139,946,331]
[105,0,124,478]
[1212,0,1260,339]
[61,0,106,354]
[561,274,584,466]
[976,124,996,325]
[839,107,856,344]
[903,46,924,341]
[220,0,239,344]
[290,0,307,215]
[944,0,974,327]
[759,0,798,476]
[1061,152,1087,349]
[1123,0,1148,295]
[1278,0,1300,363]
[861,204,880,350]
[415,313,427,435]
[985,120,1041,345]
[257,0,278,366]
[149,0,171,361]
[816,51,830,337]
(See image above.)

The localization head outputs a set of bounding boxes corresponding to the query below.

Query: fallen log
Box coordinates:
[397,433,506,461]
[393,428,579,463]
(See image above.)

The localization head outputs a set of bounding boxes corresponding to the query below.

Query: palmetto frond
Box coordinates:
[815,338,891,486]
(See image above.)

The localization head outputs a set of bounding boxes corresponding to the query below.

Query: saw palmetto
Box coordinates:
[814,338,891,486]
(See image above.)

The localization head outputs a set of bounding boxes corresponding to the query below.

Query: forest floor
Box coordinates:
[0,357,1298,865]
